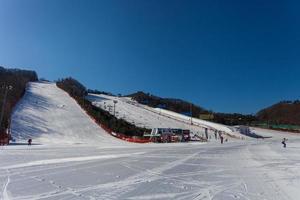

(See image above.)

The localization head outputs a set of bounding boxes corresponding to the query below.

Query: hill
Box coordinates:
[257,100,300,126]
[128,91,258,126]
[11,81,128,145]
[128,91,209,117]
[57,78,150,137]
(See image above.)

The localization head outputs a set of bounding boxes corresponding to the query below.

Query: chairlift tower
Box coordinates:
[190,103,193,125]
[113,100,118,116]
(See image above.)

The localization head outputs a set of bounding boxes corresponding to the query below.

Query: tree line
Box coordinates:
[257,101,300,126]
[0,66,38,132]
[128,91,259,126]
[128,91,209,117]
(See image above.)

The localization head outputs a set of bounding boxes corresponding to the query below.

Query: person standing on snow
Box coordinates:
[205,128,208,140]
[220,135,224,144]
[214,130,218,140]
[28,138,32,146]
[282,138,288,148]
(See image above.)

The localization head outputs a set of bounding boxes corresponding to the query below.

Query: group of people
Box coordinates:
[25,136,287,147]
[211,130,226,144]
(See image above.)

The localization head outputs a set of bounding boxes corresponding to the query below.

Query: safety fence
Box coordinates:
[84,109,151,143]
[99,123,151,143]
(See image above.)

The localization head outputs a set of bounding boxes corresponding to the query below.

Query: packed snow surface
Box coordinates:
[1,131,300,200]
[3,82,300,199]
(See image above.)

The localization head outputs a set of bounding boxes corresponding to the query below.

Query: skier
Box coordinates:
[218,131,222,139]
[28,138,32,146]
[214,130,218,140]
[282,138,287,148]
[205,128,208,140]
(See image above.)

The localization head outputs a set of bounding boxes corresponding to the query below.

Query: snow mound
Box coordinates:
[11,82,128,146]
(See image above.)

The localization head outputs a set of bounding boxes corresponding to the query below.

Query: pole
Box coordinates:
[113,103,116,116]
[113,100,118,116]
[190,103,193,125]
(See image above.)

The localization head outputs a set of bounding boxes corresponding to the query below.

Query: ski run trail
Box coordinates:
[1,82,300,200]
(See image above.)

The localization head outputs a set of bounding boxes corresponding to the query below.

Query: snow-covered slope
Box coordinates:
[3,83,300,200]
[251,127,300,139]
[87,94,243,138]
[2,131,300,200]
[11,82,128,146]
[153,108,233,133]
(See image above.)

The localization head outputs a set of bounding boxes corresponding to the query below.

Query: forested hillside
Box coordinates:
[257,101,300,126]
[128,91,209,117]
[0,66,38,132]
[213,112,258,126]
[128,91,258,126]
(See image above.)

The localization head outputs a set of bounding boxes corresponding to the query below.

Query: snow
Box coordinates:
[11,82,128,147]
[0,152,144,170]
[2,82,300,199]
[87,94,243,138]
[1,135,300,200]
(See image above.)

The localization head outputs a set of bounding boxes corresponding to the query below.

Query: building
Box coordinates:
[238,126,251,136]
[199,114,214,120]
[145,128,190,143]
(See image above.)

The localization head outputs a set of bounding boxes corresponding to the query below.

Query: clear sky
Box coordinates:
[0,0,299,114]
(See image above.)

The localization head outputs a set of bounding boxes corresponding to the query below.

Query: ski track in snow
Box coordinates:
[1,170,11,200]
[2,82,300,199]
[2,139,300,200]
[0,152,145,170]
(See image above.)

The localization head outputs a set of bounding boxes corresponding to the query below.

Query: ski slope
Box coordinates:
[87,94,242,138]
[1,131,300,200]
[10,82,128,146]
[2,82,300,200]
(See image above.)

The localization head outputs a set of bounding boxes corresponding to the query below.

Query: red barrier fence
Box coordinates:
[85,110,151,143]
[99,123,151,143]
[99,124,150,143]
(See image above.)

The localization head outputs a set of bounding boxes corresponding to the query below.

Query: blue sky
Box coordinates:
[0,0,299,114]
